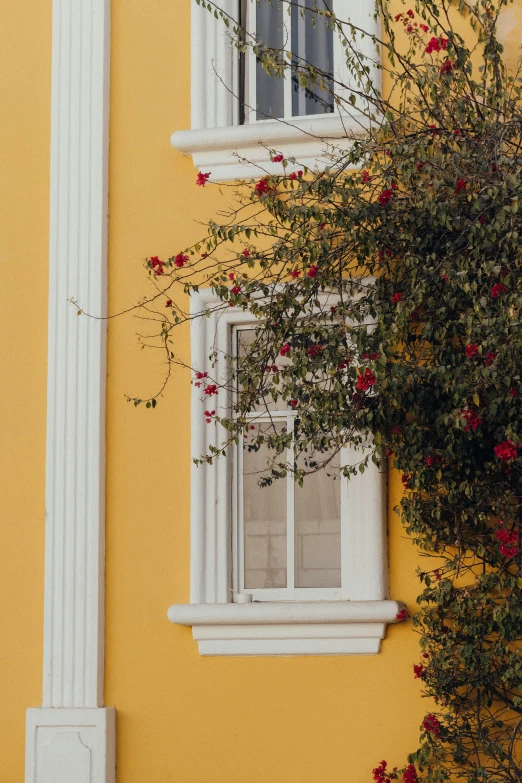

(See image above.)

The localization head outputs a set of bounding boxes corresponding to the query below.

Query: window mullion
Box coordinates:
[246,0,257,123]
[286,415,295,596]
[283,5,293,120]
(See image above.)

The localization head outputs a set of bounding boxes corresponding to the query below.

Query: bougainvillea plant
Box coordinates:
[127,0,522,779]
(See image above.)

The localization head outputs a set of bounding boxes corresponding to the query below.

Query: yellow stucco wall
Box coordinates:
[0,2,50,780]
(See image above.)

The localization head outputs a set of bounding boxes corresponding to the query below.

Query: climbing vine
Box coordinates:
[131,0,522,779]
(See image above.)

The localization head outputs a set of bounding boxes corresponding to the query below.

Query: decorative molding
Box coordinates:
[168,601,404,656]
[26,0,113,780]
[171,113,371,181]
[26,708,115,783]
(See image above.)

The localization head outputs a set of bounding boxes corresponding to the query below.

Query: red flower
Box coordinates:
[480,214,486,224]
[356,368,376,391]
[454,128,462,135]
[196,171,211,186]
[465,343,478,358]
[150,256,165,276]
[204,409,216,423]
[175,253,189,268]
[455,178,466,193]
[509,387,518,398]
[230,286,242,295]
[413,664,425,679]
[484,351,496,367]
[422,714,440,737]
[165,299,173,307]
[242,248,250,258]
[460,409,482,432]
[407,8,414,17]
[289,399,298,408]
[273,153,284,162]
[204,384,218,396]
[496,524,518,558]
[425,36,440,53]
[361,170,372,183]
[196,372,208,380]
[378,189,393,206]
[279,343,291,356]
[254,177,272,196]
[403,765,419,783]
[420,23,429,32]
[425,36,448,53]
[401,474,410,488]
[396,608,407,621]
[441,272,449,282]
[440,59,453,74]
[373,761,398,783]
[228,272,235,280]
[307,344,323,358]
[491,283,507,298]
[416,161,424,171]
[434,569,442,581]
[289,170,303,180]
[362,351,380,360]
[494,440,518,462]
[394,13,403,21]
[392,292,403,303]
[307,265,318,278]
[291,269,301,279]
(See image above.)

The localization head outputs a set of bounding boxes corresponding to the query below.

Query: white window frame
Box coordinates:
[170,0,381,181]
[167,288,404,655]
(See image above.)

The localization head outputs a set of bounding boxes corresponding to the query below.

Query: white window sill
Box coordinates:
[170,112,371,182]
[167,600,405,656]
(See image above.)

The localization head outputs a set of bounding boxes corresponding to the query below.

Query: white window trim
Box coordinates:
[167,288,404,655]
[170,0,381,182]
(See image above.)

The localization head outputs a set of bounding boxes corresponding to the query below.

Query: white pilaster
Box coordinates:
[26,0,114,780]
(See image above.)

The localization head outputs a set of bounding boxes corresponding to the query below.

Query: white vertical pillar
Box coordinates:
[26,0,115,781]
[191,0,238,129]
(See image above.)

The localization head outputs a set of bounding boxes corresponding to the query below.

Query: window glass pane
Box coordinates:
[291,0,334,116]
[256,1,285,120]
[295,448,341,587]
[243,422,287,588]
[237,328,291,413]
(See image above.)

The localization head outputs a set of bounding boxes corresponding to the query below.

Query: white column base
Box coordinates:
[25,708,115,783]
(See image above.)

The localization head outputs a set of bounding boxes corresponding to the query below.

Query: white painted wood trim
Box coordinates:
[27,0,113,780]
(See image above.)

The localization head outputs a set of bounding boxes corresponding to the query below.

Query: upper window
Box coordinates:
[171,0,380,181]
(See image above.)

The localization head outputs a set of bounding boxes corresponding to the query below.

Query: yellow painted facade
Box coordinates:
[2,1,522,781]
